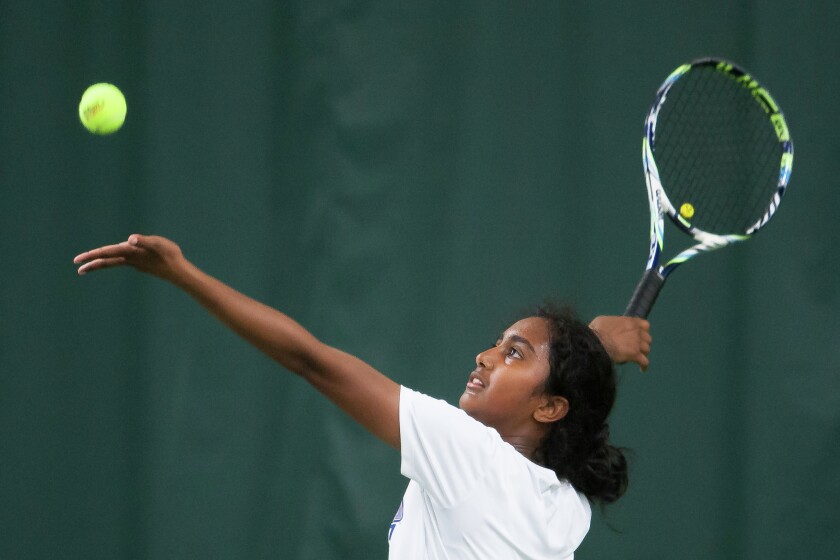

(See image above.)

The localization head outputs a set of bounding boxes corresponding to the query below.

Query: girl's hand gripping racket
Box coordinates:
[625,58,794,318]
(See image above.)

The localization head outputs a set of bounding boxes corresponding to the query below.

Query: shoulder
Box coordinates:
[400,386,501,442]
[399,386,508,506]
[399,386,503,444]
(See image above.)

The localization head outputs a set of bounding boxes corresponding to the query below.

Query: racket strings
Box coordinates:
[653,66,781,234]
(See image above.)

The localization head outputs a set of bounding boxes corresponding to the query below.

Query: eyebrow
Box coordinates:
[501,334,536,355]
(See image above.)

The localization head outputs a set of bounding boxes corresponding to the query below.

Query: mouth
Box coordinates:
[465,371,486,391]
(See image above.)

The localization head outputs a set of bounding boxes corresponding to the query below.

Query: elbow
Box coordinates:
[275,341,328,381]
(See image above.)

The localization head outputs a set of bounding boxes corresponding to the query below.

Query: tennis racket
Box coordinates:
[624,57,794,318]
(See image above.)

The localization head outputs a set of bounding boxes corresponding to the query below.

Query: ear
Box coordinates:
[533,395,569,424]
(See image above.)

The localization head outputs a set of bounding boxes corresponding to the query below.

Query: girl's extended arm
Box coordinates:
[74,234,401,448]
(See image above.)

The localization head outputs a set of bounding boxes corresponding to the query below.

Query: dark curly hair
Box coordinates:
[534,304,628,505]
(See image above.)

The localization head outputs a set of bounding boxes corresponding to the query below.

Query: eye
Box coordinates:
[506,347,522,359]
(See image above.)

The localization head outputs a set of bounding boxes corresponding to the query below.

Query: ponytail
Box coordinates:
[535,305,629,505]
[577,425,628,504]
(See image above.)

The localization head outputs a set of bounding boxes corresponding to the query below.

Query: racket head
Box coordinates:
[626,58,794,318]
[644,58,794,241]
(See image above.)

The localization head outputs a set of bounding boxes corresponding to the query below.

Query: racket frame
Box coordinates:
[625,58,794,318]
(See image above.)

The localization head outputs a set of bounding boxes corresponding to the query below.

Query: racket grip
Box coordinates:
[624,270,665,318]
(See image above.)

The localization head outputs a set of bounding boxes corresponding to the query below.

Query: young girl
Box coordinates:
[75,234,651,559]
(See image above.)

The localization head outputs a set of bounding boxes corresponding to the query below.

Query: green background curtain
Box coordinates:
[2,1,838,558]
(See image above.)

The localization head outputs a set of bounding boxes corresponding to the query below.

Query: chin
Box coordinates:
[458,393,484,423]
[458,392,469,410]
[458,392,476,414]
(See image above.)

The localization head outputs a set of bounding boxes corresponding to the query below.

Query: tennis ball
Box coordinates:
[78,83,126,135]
[680,202,695,219]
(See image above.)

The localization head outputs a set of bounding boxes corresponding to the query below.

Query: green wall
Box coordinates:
[2,1,839,558]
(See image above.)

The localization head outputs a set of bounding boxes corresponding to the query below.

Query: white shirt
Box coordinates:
[388,386,591,559]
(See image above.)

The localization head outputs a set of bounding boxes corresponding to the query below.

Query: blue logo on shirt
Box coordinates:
[388,500,404,541]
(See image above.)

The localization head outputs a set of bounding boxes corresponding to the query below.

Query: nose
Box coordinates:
[475,349,493,369]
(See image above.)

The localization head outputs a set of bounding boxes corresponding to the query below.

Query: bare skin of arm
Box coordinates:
[589,315,652,371]
[75,234,402,447]
[74,234,652,449]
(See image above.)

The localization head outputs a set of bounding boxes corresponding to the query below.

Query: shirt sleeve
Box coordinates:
[399,385,501,508]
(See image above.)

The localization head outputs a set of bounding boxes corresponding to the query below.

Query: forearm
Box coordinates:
[172,258,400,446]
[75,233,400,448]
[173,258,323,376]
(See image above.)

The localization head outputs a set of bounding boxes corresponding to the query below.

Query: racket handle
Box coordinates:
[624,270,665,318]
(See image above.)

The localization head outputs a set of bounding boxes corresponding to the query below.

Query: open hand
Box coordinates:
[74,234,186,282]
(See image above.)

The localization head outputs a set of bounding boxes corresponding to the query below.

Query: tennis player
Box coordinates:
[74,234,651,559]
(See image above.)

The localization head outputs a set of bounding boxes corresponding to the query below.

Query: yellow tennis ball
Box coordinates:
[680,202,695,219]
[78,83,126,135]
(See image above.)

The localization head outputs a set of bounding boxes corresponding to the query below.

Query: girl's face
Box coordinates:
[459,317,553,436]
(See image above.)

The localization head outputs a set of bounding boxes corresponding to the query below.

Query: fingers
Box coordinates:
[74,234,183,281]
[77,256,128,275]
[639,322,651,370]
[73,242,127,265]
[630,318,651,372]
[74,236,147,275]
[74,234,149,260]
[625,347,650,371]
